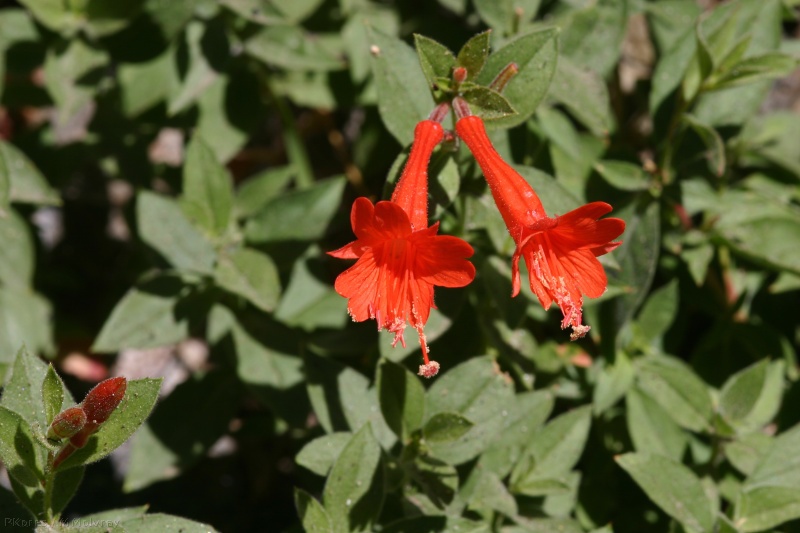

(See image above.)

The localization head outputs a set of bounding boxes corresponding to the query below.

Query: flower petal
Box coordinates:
[334,250,380,322]
[328,241,360,259]
[414,235,476,288]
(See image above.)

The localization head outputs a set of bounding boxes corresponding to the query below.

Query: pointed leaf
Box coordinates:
[41,365,64,426]
[295,488,333,533]
[476,27,558,128]
[183,136,234,235]
[214,247,281,313]
[423,412,474,443]
[136,191,216,274]
[456,30,491,81]
[367,26,436,145]
[323,424,384,532]
[617,453,715,533]
[414,34,456,90]
[377,359,425,441]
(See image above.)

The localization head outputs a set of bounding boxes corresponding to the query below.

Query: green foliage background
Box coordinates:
[1,0,800,531]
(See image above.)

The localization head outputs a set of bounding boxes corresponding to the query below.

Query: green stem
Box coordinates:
[273,94,315,190]
[43,451,57,523]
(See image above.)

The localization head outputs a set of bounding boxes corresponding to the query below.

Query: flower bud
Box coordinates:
[67,377,127,449]
[47,406,87,440]
[81,377,127,425]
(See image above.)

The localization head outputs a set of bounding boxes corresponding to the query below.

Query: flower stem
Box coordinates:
[488,62,519,93]
[43,451,56,523]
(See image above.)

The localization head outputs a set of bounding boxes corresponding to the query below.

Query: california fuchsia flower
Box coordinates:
[329,119,476,377]
[455,113,625,339]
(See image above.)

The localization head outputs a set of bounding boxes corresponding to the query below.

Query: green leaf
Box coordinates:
[475,27,558,128]
[407,456,459,509]
[710,53,797,91]
[649,24,697,115]
[167,20,228,115]
[632,279,680,347]
[424,356,515,464]
[636,355,713,433]
[0,288,55,362]
[460,84,517,121]
[220,0,285,25]
[117,51,172,117]
[455,30,491,81]
[719,216,800,276]
[244,177,345,243]
[0,485,34,526]
[682,26,714,102]
[123,373,238,491]
[342,5,399,84]
[304,353,395,448]
[245,25,345,71]
[549,57,612,137]
[377,359,425,442]
[207,307,305,427]
[557,0,627,78]
[136,191,216,274]
[0,209,34,289]
[214,247,281,313]
[274,249,347,331]
[422,412,475,443]
[183,135,234,235]
[684,114,726,176]
[234,166,294,219]
[603,199,661,335]
[0,140,60,206]
[41,364,64,426]
[116,513,219,533]
[92,275,192,352]
[472,1,512,32]
[510,406,592,492]
[744,422,800,489]
[271,0,325,22]
[1,347,72,428]
[43,38,107,127]
[693,0,783,126]
[594,161,651,192]
[295,488,333,533]
[735,486,800,532]
[479,390,554,477]
[466,469,518,517]
[57,378,162,470]
[296,432,352,477]
[367,26,436,145]
[725,432,772,477]
[323,424,384,532]
[719,360,784,432]
[0,406,44,488]
[593,352,635,415]
[617,453,715,533]
[196,68,263,164]
[414,34,456,90]
[626,387,687,461]
[51,466,84,516]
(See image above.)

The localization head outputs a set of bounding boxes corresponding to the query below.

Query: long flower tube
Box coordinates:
[330,112,475,377]
[455,101,625,339]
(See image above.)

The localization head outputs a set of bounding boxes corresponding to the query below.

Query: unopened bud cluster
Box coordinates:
[48,377,127,468]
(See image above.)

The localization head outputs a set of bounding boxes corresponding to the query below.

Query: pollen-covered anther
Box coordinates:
[418,360,440,378]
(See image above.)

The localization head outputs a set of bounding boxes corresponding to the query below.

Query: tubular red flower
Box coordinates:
[456,115,625,339]
[329,120,475,377]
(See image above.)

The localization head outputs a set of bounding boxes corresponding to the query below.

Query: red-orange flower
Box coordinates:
[329,120,475,377]
[456,114,625,339]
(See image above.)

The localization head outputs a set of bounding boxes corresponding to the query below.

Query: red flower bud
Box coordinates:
[52,443,77,470]
[81,377,127,425]
[64,377,127,449]
[47,406,87,440]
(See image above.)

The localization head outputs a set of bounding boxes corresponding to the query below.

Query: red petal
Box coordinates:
[414,235,476,288]
[334,250,380,322]
[328,241,360,259]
